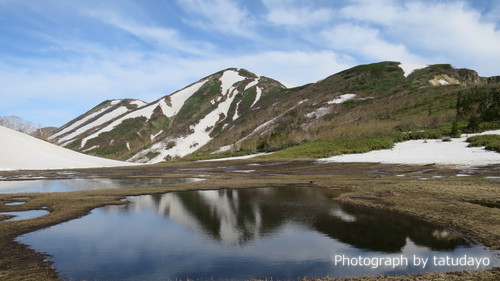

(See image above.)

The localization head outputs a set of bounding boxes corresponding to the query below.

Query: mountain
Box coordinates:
[51,62,500,162]
[0,125,133,171]
[0,116,57,140]
[49,68,285,163]
[0,115,41,135]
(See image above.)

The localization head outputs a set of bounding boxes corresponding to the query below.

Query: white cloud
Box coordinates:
[177,0,256,38]
[208,50,353,87]
[263,0,335,27]
[86,10,214,56]
[338,0,500,75]
[321,23,424,63]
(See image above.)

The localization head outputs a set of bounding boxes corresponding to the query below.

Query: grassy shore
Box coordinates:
[0,161,498,280]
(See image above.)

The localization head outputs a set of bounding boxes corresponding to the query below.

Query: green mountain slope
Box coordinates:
[190,62,500,160]
[51,62,500,162]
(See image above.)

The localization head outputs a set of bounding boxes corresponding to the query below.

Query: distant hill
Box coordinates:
[0,115,41,135]
[50,62,500,163]
[0,115,56,140]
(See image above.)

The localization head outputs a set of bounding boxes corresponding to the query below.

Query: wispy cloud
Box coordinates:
[263,0,335,27]
[176,0,257,38]
[321,23,424,63]
[86,9,215,56]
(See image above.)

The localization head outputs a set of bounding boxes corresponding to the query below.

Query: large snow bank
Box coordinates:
[317,130,500,166]
[0,126,134,171]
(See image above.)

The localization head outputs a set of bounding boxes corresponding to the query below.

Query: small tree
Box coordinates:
[467,116,480,133]
[451,120,461,138]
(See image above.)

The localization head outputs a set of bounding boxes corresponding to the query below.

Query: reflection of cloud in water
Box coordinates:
[198,190,241,245]
[128,194,203,233]
[400,237,431,254]
[330,208,357,222]
[0,178,200,193]
[0,210,49,221]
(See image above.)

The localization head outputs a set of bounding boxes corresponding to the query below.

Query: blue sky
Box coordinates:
[1,0,499,127]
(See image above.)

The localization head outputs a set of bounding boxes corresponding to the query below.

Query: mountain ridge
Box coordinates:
[49,68,286,162]
[49,62,500,163]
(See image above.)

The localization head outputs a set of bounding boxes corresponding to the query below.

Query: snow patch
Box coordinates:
[244,78,259,91]
[398,63,428,77]
[317,130,500,167]
[0,125,134,171]
[59,106,130,145]
[220,70,246,96]
[131,100,147,108]
[126,142,131,151]
[162,79,208,117]
[438,79,450,85]
[327,94,356,104]
[150,130,163,141]
[251,87,262,108]
[50,105,113,140]
[233,100,241,120]
[80,99,169,148]
[212,145,233,154]
[305,107,331,119]
[198,153,270,162]
[82,145,99,153]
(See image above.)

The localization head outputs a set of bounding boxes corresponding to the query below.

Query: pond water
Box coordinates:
[0,177,201,193]
[18,187,497,280]
[1,210,49,221]
[4,201,26,206]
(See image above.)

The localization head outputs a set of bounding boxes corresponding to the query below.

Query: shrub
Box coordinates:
[467,135,500,153]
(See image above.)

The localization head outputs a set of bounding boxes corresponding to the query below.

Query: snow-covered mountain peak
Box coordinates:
[49,68,285,163]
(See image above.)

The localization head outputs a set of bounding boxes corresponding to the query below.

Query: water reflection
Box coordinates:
[0,210,49,221]
[19,187,497,281]
[116,188,466,251]
[0,177,202,193]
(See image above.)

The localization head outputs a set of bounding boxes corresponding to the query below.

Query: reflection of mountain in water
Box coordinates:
[117,187,468,252]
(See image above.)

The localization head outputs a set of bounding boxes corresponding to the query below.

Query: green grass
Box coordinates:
[260,136,394,159]
[467,134,500,153]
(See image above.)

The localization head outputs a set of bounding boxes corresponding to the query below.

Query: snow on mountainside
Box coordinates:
[49,99,146,146]
[51,62,499,164]
[50,68,285,163]
[0,126,133,170]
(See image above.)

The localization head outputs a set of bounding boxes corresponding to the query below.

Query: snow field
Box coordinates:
[0,126,134,170]
[318,130,500,166]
